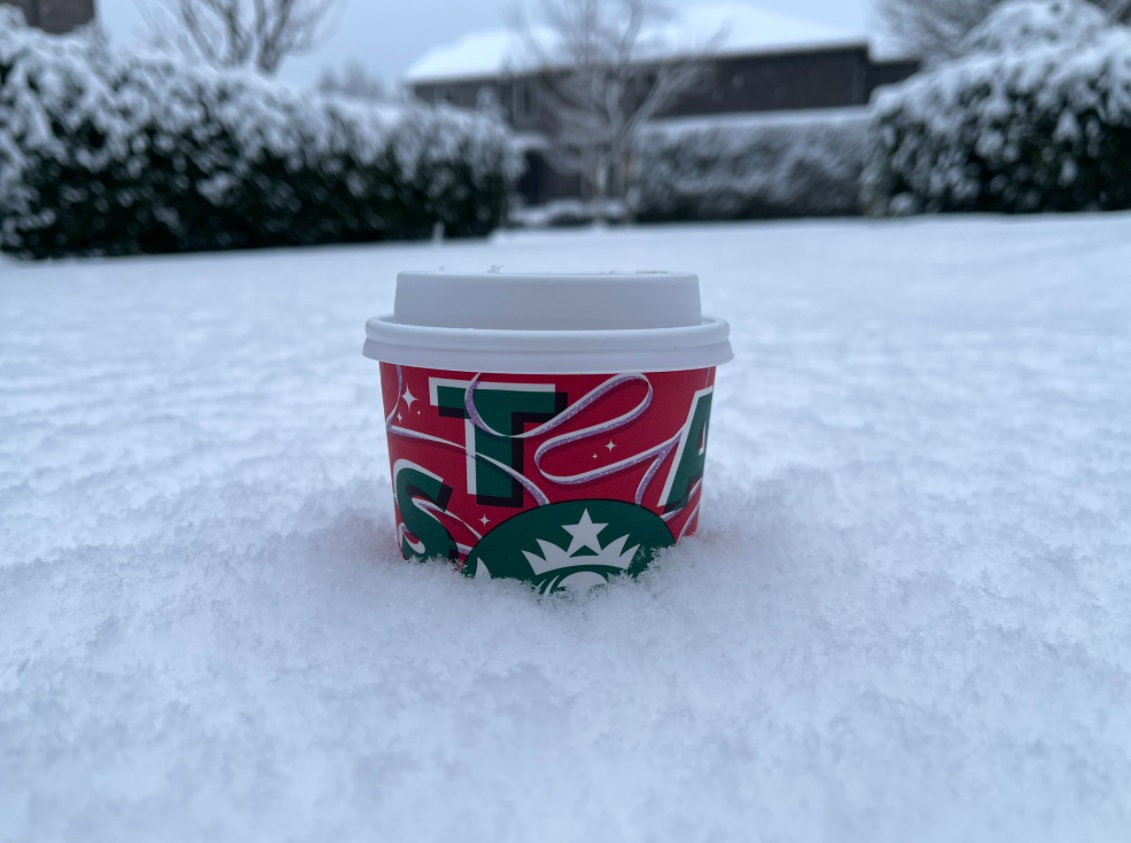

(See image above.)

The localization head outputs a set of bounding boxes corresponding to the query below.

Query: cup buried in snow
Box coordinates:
[362,271,732,594]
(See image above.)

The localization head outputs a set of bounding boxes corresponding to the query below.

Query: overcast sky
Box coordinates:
[95,0,875,85]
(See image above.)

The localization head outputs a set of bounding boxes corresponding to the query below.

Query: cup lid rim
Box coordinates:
[362,314,733,374]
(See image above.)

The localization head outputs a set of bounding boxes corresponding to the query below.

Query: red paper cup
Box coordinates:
[364,272,732,593]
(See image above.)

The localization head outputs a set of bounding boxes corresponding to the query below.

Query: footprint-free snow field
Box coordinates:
[2,216,1129,841]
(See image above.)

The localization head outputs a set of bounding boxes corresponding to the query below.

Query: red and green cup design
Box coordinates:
[380,363,716,593]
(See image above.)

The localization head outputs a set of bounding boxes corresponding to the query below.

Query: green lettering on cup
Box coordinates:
[659,387,713,513]
[394,460,457,561]
[433,381,565,508]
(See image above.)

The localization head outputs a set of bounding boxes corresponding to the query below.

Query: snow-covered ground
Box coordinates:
[2,216,1130,841]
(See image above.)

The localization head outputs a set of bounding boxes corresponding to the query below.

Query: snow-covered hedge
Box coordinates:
[630,109,870,222]
[865,1,1131,215]
[960,0,1109,56]
[0,11,523,259]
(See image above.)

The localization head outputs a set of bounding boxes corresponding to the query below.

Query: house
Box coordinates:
[404,3,919,207]
[1,0,95,34]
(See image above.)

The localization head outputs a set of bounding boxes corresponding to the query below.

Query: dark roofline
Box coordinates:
[406,39,890,87]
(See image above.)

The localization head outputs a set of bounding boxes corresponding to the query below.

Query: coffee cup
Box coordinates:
[363,271,732,593]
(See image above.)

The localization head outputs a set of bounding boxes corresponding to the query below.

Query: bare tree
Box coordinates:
[136,0,344,75]
[318,59,386,101]
[878,0,1131,63]
[513,0,720,218]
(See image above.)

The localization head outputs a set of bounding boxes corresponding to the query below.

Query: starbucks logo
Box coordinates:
[464,500,675,593]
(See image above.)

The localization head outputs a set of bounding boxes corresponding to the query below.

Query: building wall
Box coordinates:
[412,45,922,207]
[865,58,922,100]
[516,151,584,208]
[413,47,920,125]
[2,0,95,34]
[659,47,872,118]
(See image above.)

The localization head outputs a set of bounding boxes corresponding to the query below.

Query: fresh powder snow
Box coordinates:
[2,217,1130,840]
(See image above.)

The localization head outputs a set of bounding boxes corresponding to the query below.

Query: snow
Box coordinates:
[866,20,1131,215]
[404,2,865,83]
[3,215,1131,840]
[406,28,529,84]
[646,105,871,133]
[961,0,1109,56]
[0,12,521,257]
[509,198,628,227]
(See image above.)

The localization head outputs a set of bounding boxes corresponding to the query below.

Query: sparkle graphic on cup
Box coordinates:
[363,271,732,592]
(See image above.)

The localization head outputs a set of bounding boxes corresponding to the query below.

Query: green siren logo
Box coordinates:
[464,500,675,594]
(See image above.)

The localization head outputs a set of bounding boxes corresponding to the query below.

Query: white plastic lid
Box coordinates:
[363,271,733,374]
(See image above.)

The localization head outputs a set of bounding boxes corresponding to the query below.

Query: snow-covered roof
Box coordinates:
[405,2,868,84]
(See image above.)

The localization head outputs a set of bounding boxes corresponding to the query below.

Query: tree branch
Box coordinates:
[136,0,342,75]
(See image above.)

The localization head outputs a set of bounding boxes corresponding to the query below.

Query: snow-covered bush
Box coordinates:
[0,11,522,259]
[630,109,870,222]
[960,0,1109,56]
[865,3,1131,215]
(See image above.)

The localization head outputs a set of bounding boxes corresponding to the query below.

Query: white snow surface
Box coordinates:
[404,2,863,82]
[646,106,871,132]
[3,217,1131,841]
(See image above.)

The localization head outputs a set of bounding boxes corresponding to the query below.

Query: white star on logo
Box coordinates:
[562,509,607,555]
[479,514,490,526]
[605,440,616,452]
[402,388,417,410]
